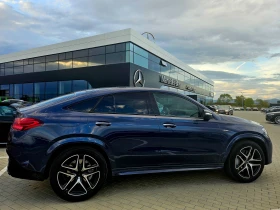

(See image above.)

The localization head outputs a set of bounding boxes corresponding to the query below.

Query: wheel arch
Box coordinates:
[223,135,269,165]
[44,140,113,179]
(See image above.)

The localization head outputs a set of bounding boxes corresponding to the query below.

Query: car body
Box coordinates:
[0,102,17,144]
[266,112,280,124]
[206,105,217,112]
[246,107,252,111]
[266,107,280,113]
[240,107,245,111]
[216,105,233,115]
[2,99,25,104]
[252,107,259,111]
[7,88,273,201]
[233,107,241,111]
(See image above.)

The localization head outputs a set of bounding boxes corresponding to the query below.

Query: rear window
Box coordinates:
[67,97,100,112]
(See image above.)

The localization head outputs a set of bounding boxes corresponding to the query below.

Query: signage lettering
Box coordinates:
[159,75,180,87]
[185,85,195,92]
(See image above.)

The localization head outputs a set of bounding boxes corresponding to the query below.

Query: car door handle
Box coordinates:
[95,121,111,126]
[163,123,176,128]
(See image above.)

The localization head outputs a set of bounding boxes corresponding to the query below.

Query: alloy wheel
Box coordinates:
[57,154,100,196]
[275,116,280,124]
[234,146,262,179]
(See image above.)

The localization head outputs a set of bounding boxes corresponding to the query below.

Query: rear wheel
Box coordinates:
[225,141,265,183]
[50,146,108,201]
[275,116,280,124]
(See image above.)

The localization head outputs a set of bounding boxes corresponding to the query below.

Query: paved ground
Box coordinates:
[0,112,280,210]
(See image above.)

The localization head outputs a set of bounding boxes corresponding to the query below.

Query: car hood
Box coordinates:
[218,114,261,125]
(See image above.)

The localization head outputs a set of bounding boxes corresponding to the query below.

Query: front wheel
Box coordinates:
[225,141,265,183]
[50,147,108,201]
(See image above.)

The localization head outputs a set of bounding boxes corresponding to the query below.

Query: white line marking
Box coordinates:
[0,166,7,176]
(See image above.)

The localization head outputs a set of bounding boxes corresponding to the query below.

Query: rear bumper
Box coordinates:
[7,153,44,181]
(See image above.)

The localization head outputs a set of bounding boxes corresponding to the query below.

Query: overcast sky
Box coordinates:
[1,0,280,100]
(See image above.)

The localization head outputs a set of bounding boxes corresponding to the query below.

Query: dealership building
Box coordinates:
[0,29,214,104]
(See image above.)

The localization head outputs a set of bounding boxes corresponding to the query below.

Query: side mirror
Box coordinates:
[203,109,213,121]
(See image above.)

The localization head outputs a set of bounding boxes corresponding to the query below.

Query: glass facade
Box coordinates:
[0,42,214,103]
[0,80,91,102]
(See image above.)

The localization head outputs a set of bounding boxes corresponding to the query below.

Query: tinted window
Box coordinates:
[134,45,148,58]
[59,81,72,95]
[73,49,88,58]
[23,83,34,97]
[114,92,149,115]
[65,52,72,59]
[45,82,58,95]
[94,95,114,113]
[89,47,105,56]
[153,92,200,118]
[73,57,88,68]
[14,66,23,74]
[68,97,100,112]
[5,62,13,68]
[134,53,148,68]
[59,59,72,69]
[46,54,58,62]
[106,52,126,64]
[116,43,126,52]
[0,63,4,68]
[34,56,45,64]
[73,80,87,92]
[14,60,23,66]
[88,55,105,66]
[5,68,13,75]
[34,63,45,72]
[106,45,115,53]
[46,62,58,71]
[24,65,33,73]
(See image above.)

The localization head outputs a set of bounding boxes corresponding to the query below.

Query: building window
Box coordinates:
[106,52,126,64]
[89,47,105,56]
[134,45,148,58]
[14,60,23,66]
[46,62,58,71]
[73,49,88,58]
[59,81,72,95]
[34,82,45,102]
[34,63,45,72]
[88,55,105,66]
[5,62,13,68]
[46,54,58,62]
[45,82,58,99]
[134,53,148,69]
[34,56,45,64]
[73,80,87,92]
[24,65,33,73]
[73,57,88,68]
[5,68,13,75]
[116,43,126,52]
[14,66,24,74]
[106,45,115,53]
[59,59,72,70]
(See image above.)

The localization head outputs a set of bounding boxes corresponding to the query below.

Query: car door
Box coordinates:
[0,105,16,144]
[151,92,225,166]
[88,92,163,170]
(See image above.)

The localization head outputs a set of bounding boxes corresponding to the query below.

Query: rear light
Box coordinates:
[12,118,43,131]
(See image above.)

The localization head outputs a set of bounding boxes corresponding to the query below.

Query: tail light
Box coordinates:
[12,118,43,131]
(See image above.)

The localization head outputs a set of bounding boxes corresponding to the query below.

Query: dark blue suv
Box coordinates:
[7,88,272,201]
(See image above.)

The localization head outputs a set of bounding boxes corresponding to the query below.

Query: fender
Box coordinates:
[222,132,269,163]
[43,136,116,175]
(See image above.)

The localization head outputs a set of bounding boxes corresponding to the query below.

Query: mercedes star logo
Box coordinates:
[133,69,145,87]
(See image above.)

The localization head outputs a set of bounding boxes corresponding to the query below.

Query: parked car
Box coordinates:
[233,107,241,111]
[7,88,272,201]
[0,102,17,144]
[206,105,217,112]
[261,108,266,112]
[240,107,245,111]
[246,107,252,111]
[266,111,280,124]
[216,105,233,115]
[266,107,280,113]
[252,107,259,111]
[2,99,25,104]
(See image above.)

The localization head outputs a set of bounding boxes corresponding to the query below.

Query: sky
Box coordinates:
[0,0,280,100]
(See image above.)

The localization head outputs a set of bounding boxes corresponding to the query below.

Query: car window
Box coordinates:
[153,92,200,118]
[93,95,115,113]
[67,97,100,112]
[0,106,15,116]
[114,92,149,115]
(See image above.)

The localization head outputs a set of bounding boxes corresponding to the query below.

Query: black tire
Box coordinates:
[50,146,108,201]
[274,116,280,124]
[225,141,265,183]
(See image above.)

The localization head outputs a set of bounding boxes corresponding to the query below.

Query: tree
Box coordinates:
[244,98,254,107]
[217,93,233,104]
[235,95,245,107]
[256,99,269,108]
